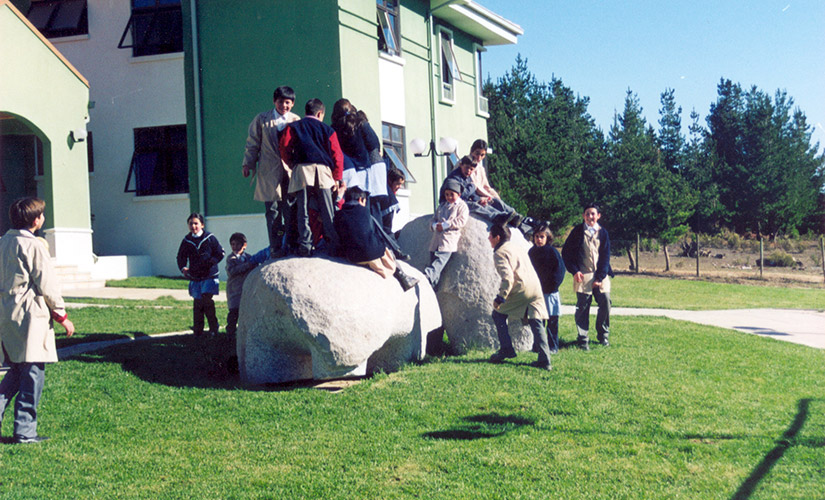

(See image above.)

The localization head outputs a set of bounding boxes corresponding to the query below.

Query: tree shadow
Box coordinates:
[730,398,822,500]
[422,413,535,441]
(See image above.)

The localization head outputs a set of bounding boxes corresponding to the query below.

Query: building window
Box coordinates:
[86,131,94,173]
[438,28,461,104]
[26,0,88,39]
[124,125,188,196]
[377,0,400,56]
[118,0,183,57]
[382,122,415,183]
[474,45,489,117]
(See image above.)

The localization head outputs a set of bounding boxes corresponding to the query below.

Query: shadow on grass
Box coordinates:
[422,413,535,440]
[730,398,822,500]
[58,333,133,348]
[69,334,241,390]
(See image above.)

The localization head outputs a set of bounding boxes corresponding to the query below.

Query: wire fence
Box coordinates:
[606,235,825,284]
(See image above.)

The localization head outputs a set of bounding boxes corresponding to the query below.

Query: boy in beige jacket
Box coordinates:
[0,198,74,443]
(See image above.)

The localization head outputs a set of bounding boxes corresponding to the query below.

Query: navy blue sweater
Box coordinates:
[334,201,386,263]
[176,231,225,280]
[561,224,614,282]
[528,244,566,294]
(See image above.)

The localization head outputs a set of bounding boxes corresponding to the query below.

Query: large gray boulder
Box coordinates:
[398,215,534,354]
[236,258,440,385]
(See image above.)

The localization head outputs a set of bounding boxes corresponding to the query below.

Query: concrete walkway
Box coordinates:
[63,287,825,350]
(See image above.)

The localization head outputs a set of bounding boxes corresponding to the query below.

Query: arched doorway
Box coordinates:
[0,113,47,233]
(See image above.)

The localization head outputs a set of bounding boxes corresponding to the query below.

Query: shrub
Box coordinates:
[758,250,796,267]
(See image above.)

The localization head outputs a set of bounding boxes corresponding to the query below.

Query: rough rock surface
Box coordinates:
[398,215,534,354]
[236,257,440,385]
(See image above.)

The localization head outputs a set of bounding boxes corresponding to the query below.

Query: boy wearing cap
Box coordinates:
[424,178,469,289]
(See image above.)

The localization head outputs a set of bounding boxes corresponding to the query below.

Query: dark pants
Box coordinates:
[264,200,296,252]
[194,294,219,335]
[546,316,559,352]
[492,310,551,366]
[226,308,239,335]
[0,357,45,439]
[295,186,338,255]
[575,290,611,343]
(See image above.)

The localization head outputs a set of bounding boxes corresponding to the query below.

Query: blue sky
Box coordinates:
[478,0,825,152]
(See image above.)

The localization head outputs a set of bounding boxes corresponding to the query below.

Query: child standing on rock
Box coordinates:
[177,213,225,336]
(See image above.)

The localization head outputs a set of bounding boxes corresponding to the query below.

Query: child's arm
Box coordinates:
[30,243,74,337]
[242,114,262,177]
[329,132,345,184]
[279,125,295,167]
[176,238,190,277]
[250,247,270,266]
[493,251,515,309]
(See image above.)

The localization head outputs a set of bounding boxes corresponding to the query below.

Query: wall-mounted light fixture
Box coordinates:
[410,137,458,157]
[70,127,88,142]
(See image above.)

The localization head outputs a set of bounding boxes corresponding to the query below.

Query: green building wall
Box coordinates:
[184,0,345,217]
[184,0,492,218]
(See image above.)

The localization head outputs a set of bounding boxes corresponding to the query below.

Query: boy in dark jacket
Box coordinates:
[334,187,418,291]
[528,223,565,353]
[561,204,614,350]
[279,98,345,256]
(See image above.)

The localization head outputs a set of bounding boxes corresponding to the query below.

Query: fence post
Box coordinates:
[695,234,700,277]
[820,236,824,283]
[759,236,764,279]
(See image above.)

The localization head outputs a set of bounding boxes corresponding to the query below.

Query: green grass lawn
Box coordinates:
[608,275,824,310]
[59,300,229,347]
[1,317,823,499]
[105,275,190,289]
[101,274,824,311]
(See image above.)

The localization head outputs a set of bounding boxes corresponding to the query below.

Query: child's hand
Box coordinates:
[60,318,75,337]
[479,197,490,206]
[574,271,584,283]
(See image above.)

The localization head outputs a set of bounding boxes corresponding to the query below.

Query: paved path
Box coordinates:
[561,305,825,349]
[64,288,824,350]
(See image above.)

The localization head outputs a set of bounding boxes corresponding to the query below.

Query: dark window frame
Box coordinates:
[118,0,183,57]
[377,0,401,56]
[381,122,415,183]
[124,125,189,196]
[26,0,88,39]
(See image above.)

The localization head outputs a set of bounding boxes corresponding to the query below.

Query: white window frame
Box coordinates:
[473,44,489,118]
[437,26,461,105]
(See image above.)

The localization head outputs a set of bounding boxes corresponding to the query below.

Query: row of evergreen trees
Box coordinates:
[484,57,824,263]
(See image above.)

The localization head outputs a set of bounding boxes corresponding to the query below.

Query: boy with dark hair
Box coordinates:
[372,166,405,235]
[280,98,345,256]
[440,156,532,232]
[0,197,75,444]
[487,223,552,370]
[225,232,270,335]
[242,85,301,257]
[334,187,419,291]
[561,204,614,350]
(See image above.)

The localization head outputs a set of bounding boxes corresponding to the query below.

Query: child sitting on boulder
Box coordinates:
[225,232,270,335]
[334,187,419,291]
[424,178,469,289]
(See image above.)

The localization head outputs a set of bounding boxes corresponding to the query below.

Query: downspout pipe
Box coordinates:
[425,0,463,210]
[190,0,205,215]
